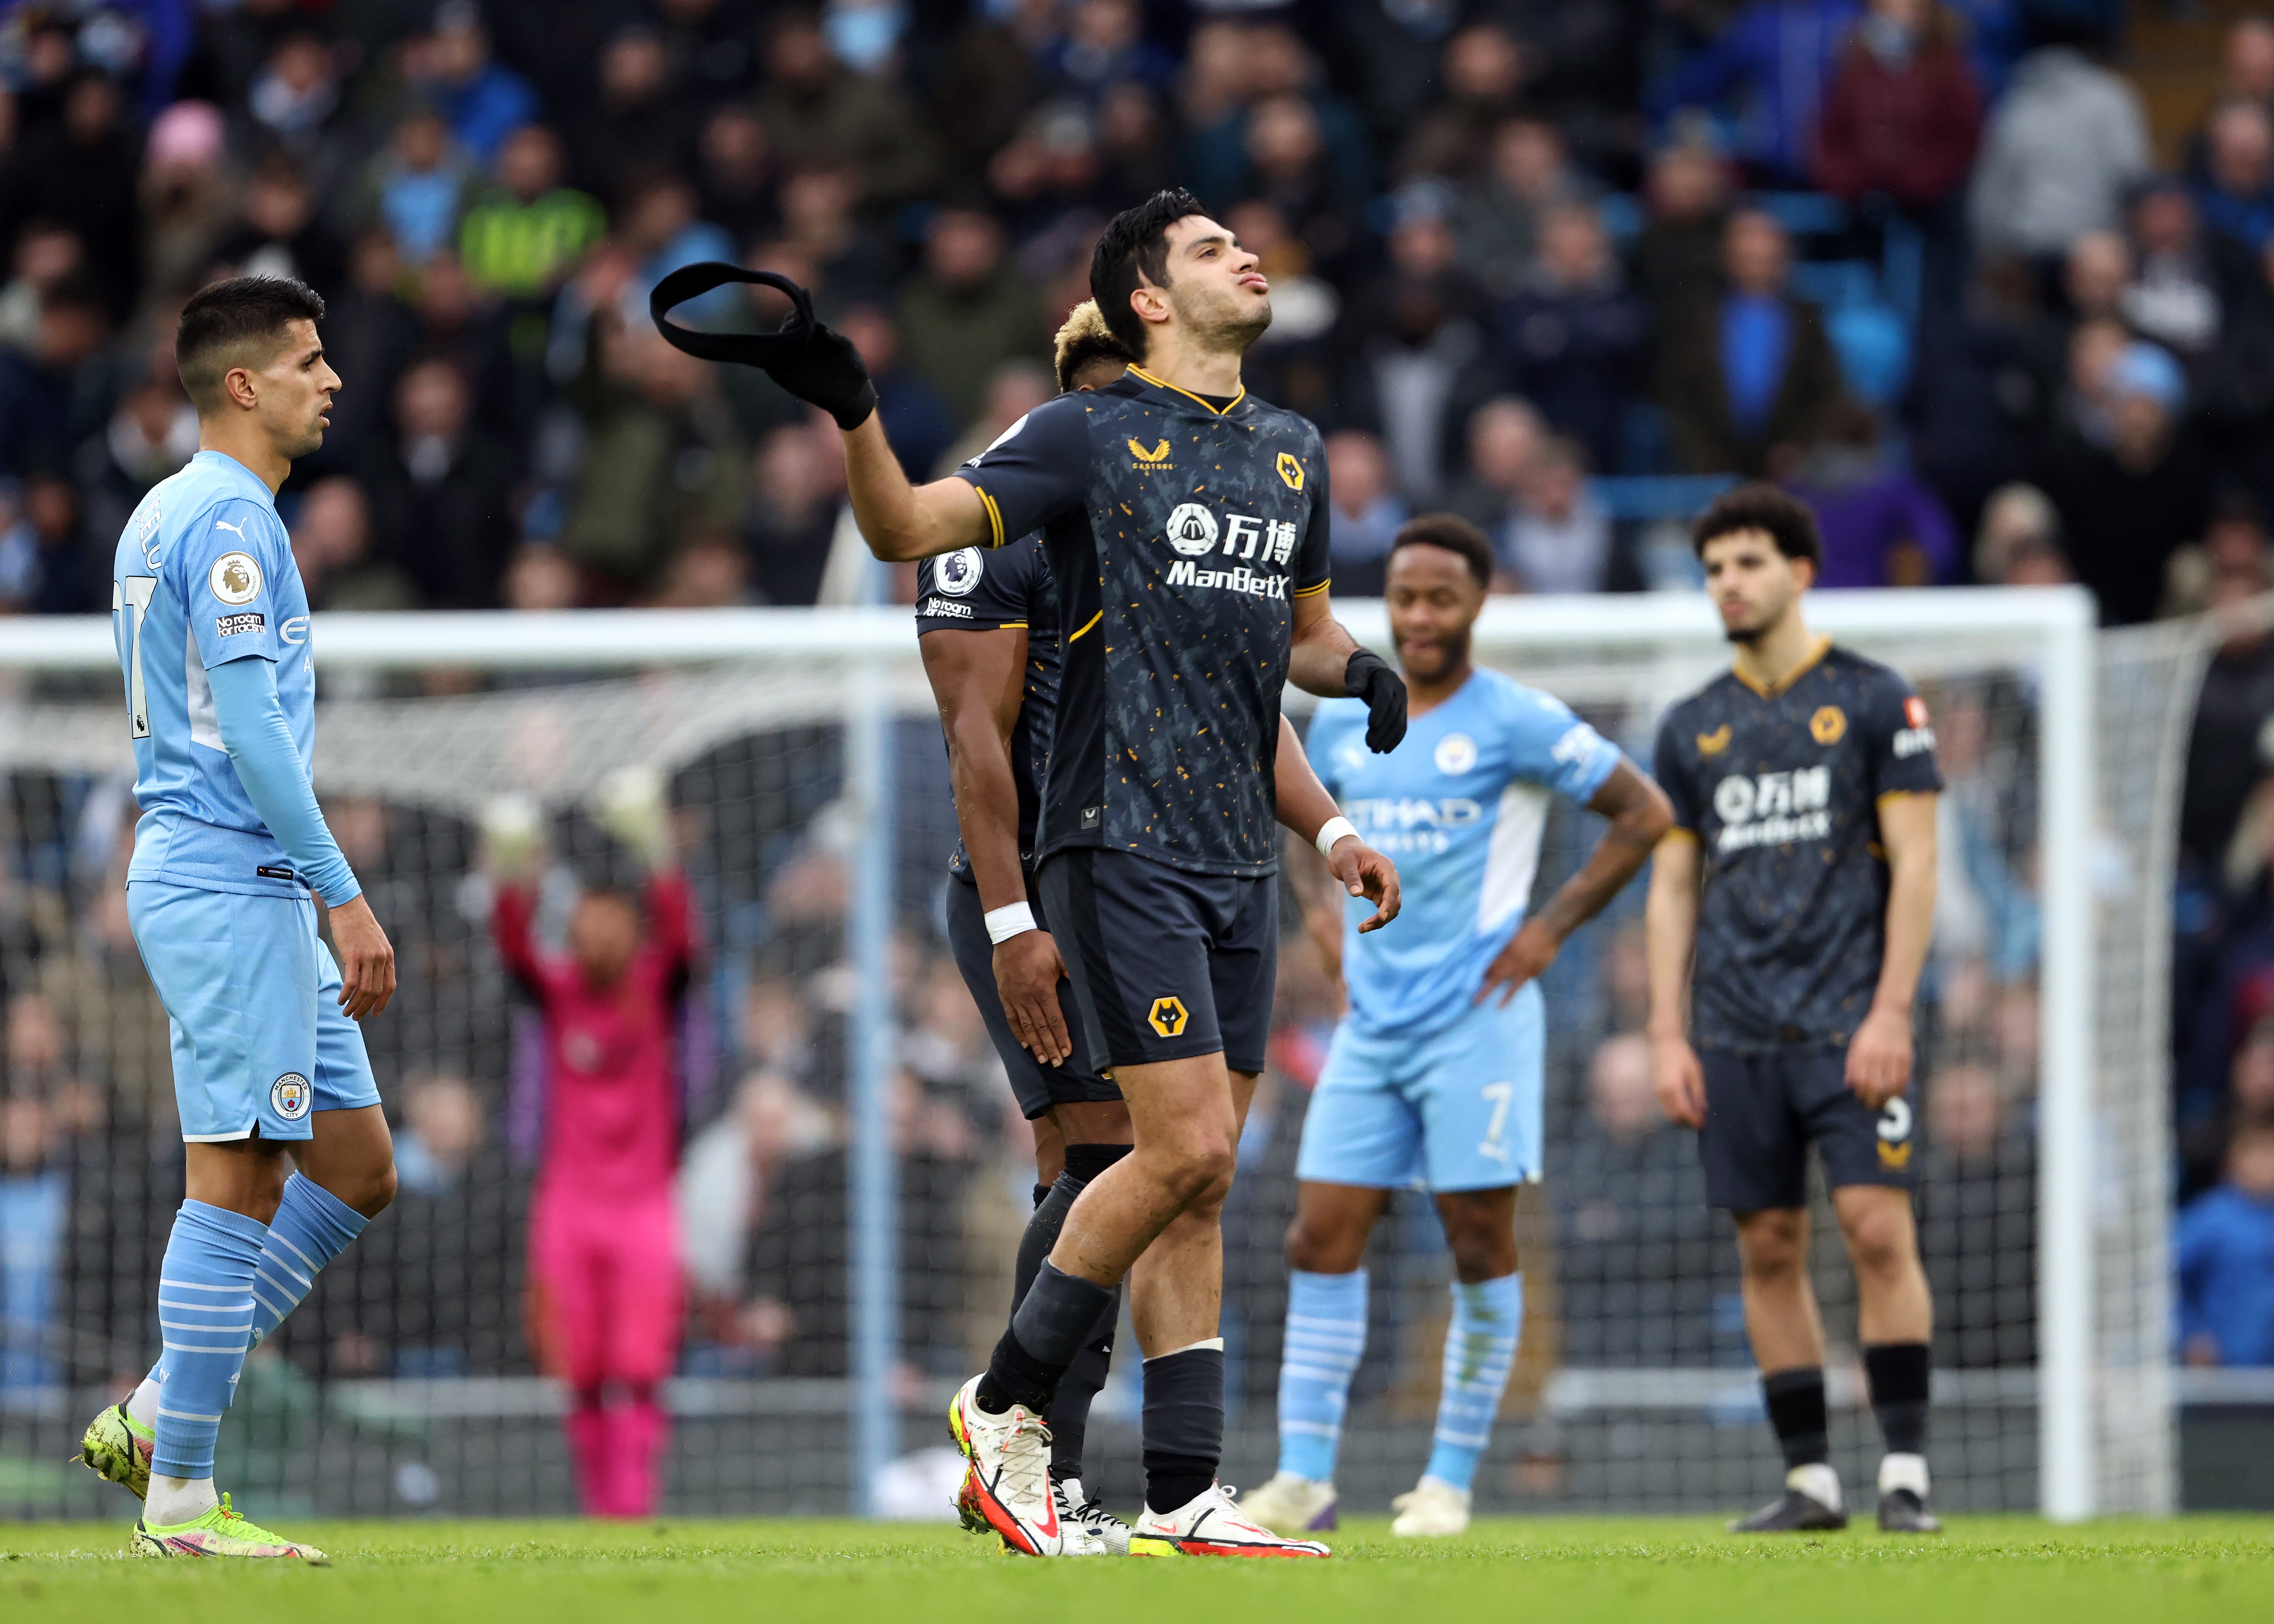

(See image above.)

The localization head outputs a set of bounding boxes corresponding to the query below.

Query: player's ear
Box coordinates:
[1129,283,1171,329]
[224,364,259,412]
[1790,553,1817,594]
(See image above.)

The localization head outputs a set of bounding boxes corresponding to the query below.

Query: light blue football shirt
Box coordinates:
[1309,666,1622,1039]
[113,449,317,899]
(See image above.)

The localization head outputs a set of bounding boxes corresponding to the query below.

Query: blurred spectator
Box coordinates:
[1811,0,1983,212]
[1342,183,1495,504]
[460,126,606,304]
[137,100,231,303]
[0,224,83,353]
[1326,0,1462,164]
[359,105,477,269]
[2120,176,2256,361]
[1657,208,1848,476]
[2031,340,2211,625]
[245,31,346,168]
[1969,38,2149,264]
[395,1070,488,1199]
[0,1090,66,1389]
[896,208,1043,427]
[1046,0,1176,99]
[1444,395,1544,534]
[1500,434,1613,594]
[2064,228,2129,327]
[756,8,938,207]
[1454,117,1583,301]
[413,2,541,168]
[563,329,748,600]
[211,153,346,294]
[1651,0,1857,186]
[2182,517,2274,872]
[744,414,847,607]
[1240,92,1363,283]
[695,105,777,246]
[2197,99,2274,254]
[1627,141,1734,321]
[358,358,519,608]
[936,359,1051,474]
[1786,401,1958,585]
[75,371,196,547]
[291,475,418,612]
[1496,201,1648,474]
[572,27,700,202]
[1917,1060,2037,1368]
[0,70,141,320]
[1322,428,1407,598]
[1399,22,1532,182]
[502,540,581,611]
[837,304,955,482]
[678,1070,835,1362]
[2177,1123,2274,1367]
[0,274,108,480]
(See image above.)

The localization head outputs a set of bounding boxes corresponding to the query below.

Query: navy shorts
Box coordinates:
[944,874,1122,1121]
[1697,1044,1918,1211]
[1036,848,1276,1076]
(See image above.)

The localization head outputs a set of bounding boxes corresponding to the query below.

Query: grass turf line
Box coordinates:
[2,1516,2269,1623]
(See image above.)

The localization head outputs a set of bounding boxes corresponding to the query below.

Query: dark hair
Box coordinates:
[1690,482,1822,567]
[175,275,326,410]
[1389,513,1496,589]
[1089,187,1207,360]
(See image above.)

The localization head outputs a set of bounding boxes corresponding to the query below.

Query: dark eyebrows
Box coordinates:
[1181,230,1231,256]
[298,345,327,367]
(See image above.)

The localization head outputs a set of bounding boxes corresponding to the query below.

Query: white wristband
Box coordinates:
[984,901,1038,944]
[1315,816,1358,859]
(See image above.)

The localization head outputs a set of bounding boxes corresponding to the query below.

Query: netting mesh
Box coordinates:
[0,608,2186,1518]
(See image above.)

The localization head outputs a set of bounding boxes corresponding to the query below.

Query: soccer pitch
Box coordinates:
[3,1518,2269,1623]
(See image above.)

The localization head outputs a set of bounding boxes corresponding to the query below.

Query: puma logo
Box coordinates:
[214,518,248,540]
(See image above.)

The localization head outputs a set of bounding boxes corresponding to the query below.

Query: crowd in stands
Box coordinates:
[4,0,2274,1398]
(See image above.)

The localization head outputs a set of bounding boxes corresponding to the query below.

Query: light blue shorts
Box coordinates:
[1296,984,1544,1193]
[127,880,381,1143]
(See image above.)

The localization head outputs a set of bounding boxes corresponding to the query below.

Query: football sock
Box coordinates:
[1422,1273,1522,1494]
[1142,1339,1225,1514]
[567,1386,609,1517]
[247,1173,368,1350]
[607,1384,669,1519]
[148,1200,267,1494]
[1864,1341,1931,1458]
[127,1374,161,1431]
[977,1260,1114,1416]
[1761,1366,1831,1471]
[1009,1143,1132,1480]
[1276,1267,1368,1483]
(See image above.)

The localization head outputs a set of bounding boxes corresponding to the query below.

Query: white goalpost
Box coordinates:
[0,584,2178,1520]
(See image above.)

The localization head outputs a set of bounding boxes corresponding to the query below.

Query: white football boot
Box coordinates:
[1234,1471,1339,1534]
[1054,1478,1130,1555]
[945,1374,1061,1556]
[1390,1475,1472,1536]
[1128,1482,1331,1557]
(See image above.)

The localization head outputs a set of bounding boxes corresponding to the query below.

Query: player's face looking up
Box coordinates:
[568,891,641,987]
[1702,528,1814,645]
[1130,215,1272,358]
[1385,542,1485,689]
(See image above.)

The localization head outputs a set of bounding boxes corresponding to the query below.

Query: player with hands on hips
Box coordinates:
[1244,515,1671,1541]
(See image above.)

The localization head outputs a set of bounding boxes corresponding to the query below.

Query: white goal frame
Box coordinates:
[6,583,2124,1520]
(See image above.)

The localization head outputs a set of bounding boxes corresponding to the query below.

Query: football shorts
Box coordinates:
[1036,847,1276,1076]
[128,879,382,1143]
[1296,984,1544,1193]
[943,873,1122,1120]
[1695,1043,1918,1211]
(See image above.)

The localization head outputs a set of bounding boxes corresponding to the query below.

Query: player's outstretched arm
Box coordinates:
[1272,713,1400,933]
[1289,589,1407,753]
[918,624,1075,1066]
[843,414,996,561]
[207,655,395,1019]
[1846,790,1938,1108]
[1478,760,1672,1006]
[1643,829,1707,1128]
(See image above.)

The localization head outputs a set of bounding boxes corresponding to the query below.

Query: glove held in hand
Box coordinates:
[650,262,877,430]
[1344,648,1410,754]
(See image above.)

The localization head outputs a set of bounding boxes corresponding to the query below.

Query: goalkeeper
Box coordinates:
[485,773,697,1520]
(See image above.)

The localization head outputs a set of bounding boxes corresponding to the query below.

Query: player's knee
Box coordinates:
[359,1158,398,1218]
[1284,1212,1363,1274]
[1736,1217,1807,1282]
[1157,1133,1236,1210]
[1841,1205,1914,1278]
[1446,1226,1518,1283]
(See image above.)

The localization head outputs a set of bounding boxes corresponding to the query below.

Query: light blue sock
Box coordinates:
[1277,1268,1367,1483]
[247,1173,368,1349]
[1422,1273,1522,1493]
[149,1200,267,1480]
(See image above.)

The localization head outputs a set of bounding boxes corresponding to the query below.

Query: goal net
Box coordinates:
[0,589,2182,1521]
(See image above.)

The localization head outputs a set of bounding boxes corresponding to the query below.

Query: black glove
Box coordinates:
[650,262,877,431]
[1344,649,1408,754]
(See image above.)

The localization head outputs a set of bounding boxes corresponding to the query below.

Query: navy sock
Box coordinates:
[1762,1367,1830,1471]
[977,1261,1114,1416]
[1142,1341,1225,1514]
[1864,1342,1931,1457]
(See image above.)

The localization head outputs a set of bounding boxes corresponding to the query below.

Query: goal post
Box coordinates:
[0,584,2177,1521]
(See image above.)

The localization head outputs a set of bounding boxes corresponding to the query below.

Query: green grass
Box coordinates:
[2,1516,2269,1623]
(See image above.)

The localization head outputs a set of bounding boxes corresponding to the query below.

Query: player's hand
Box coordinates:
[994,929,1074,1066]
[1845,1003,1913,1110]
[1649,1031,1707,1129]
[1344,650,1409,753]
[1326,835,1400,932]
[1477,917,1560,1007]
[329,894,396,1020]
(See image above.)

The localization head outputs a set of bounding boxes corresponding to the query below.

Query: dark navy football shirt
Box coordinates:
[955,368,1332,878]
[915,535,1059,884]
[1652,641,1944,1049]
